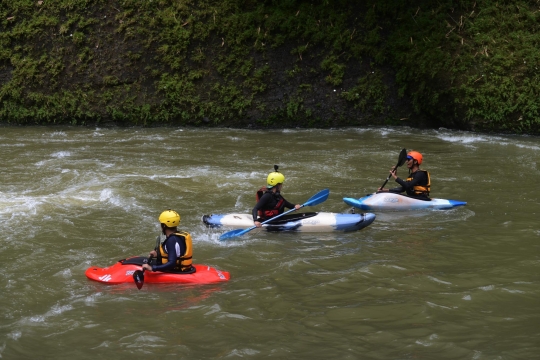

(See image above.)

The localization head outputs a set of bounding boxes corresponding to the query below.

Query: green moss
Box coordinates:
[341,71,387,114]
[0,0,538,132]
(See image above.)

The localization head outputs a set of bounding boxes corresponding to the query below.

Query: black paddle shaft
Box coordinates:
[380,149,407,189]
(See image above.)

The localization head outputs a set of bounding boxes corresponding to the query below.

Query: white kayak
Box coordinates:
[343,193,466,211]
[202,212,376,232]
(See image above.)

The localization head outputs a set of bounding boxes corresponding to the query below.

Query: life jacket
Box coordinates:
[407,170,431,197]
[157,231,193,272]
[256,186,284,218]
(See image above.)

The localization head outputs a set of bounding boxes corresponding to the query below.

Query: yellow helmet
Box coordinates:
[267,165,285,188]
[159,210,180,227]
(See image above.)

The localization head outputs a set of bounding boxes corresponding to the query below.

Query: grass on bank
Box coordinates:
[0,0,538,133]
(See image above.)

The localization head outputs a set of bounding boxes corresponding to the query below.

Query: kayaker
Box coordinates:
[253,166,301,227]
[141,209,194,273]
[377,151,431,200]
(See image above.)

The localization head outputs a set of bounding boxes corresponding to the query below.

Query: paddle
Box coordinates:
[133,236,161,290]
[133,256,151,290]
[219,188,330,241]
[379,148,407,190]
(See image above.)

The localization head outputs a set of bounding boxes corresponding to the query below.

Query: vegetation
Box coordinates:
[0,0,539,133]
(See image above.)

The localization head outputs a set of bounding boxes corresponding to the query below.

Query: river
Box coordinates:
[0,126,538,359]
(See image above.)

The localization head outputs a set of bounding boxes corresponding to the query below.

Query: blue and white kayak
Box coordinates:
[202,212,376,232]
[343,193,466,211]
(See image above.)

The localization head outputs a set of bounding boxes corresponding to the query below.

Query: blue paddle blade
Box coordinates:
[219,227,253,241]
[303,188,329,207]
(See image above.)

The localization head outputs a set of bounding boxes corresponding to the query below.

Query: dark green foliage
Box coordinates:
[0,0,538,132]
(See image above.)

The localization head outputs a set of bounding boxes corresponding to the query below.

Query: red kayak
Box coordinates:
[85,256,230,285]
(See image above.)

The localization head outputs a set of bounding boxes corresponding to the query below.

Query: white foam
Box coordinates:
[502,288,525,294]
[514,143,540,151]
[427,276,452,285]
[51,151,71,158]
[95,188,137,209]
[204,304,222,315]
[48,131,67,137]
[0,195,41,217]
[436,134,493,144]
[55,269,72,279]
[227,348,260,356]
[7,331,21,340]
[218,313,251,320]
[426,301,453,310]
[48,304,73,316]
[84,293,103,306]
[479,285,495,291]
[0,142,25,147]
[28,315,45,323]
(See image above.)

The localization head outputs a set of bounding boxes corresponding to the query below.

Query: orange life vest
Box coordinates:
[157,231,193,272]
[256,186,284,218]
[407,170,431,197]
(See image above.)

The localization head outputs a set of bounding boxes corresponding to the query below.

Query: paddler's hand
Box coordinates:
[254,221,262,228]
[389,168,398,179]
[294,204,301,210]
[142,264,153,271]
[377,187,388,193]
[149,250,157,258]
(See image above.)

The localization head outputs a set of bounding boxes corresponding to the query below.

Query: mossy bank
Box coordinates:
[1,0,539,133]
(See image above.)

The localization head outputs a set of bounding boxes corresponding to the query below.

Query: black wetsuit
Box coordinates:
[389,170,430,200]
[151,234,186,272]
[252,191,296,221]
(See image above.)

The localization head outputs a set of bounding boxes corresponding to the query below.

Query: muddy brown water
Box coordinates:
[0,126,538,359]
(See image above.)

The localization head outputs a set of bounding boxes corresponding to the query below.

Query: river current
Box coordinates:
[0,126,538,359]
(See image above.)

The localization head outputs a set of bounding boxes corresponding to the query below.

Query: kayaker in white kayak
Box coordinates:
[253,166,301,228]
[377,151,431,200]
[141,210,194,273]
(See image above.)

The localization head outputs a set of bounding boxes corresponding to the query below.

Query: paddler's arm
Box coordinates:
[251,204,261,223]
[378,168,400,193]
[388,177,406,193]
[151,251,176,272]
[141,250,157,271]
[386,168,411,193]
[378,186,405,194]
[252,193,272,227]
[395,171,422,191]
[282,198,301,210]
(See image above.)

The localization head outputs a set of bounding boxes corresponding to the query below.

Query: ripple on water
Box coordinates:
[0,127,538,359]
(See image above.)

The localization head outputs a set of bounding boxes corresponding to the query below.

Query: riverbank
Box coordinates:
[1,0,539,133]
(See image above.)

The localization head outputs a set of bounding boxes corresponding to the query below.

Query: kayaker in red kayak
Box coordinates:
[141,210,194,273]
[252,166,301,228]
[377,151,431,200]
